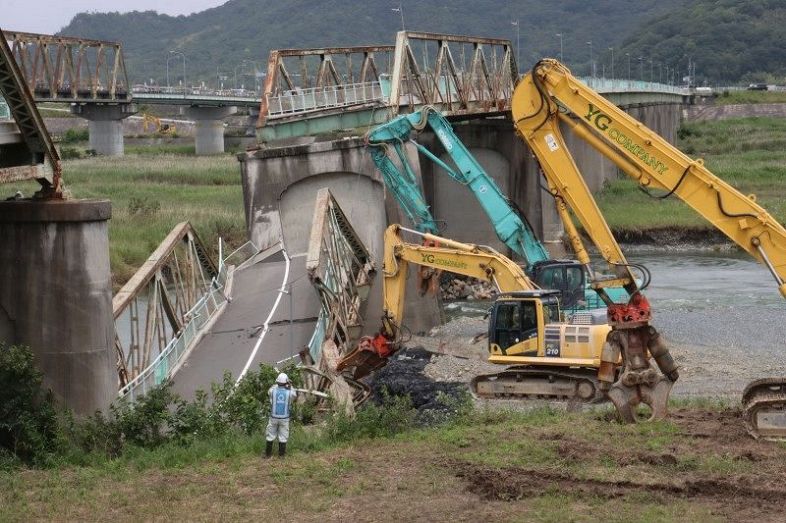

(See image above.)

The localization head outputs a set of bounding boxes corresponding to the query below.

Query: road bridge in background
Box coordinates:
[3,30,262,155]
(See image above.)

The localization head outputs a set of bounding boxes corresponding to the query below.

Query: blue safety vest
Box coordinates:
[271,387,291,419]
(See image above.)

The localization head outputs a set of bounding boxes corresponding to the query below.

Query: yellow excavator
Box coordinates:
[142,113,176,135]
[338,224,622,403]
[512,59,786,438]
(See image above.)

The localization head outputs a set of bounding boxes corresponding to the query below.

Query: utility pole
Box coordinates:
[608,47,614,79]
[555,33,564,62]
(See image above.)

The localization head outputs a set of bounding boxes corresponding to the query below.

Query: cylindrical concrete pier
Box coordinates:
[184,106,237,155]
[71,103,136,156]
[0,199,115,415]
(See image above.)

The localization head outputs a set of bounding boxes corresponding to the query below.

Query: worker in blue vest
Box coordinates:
[265,372,297,458]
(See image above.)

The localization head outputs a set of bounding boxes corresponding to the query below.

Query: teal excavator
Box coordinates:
[365,106,629,311]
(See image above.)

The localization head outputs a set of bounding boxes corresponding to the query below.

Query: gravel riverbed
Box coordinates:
[407,306,786,402]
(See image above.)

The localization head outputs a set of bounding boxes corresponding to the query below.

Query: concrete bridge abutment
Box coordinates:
[183,106,238,155]
[239,138,442,334]
[0,199,115,415]
[71,103,136,156]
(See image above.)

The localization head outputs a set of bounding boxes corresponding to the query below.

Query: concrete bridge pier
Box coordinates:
[71,103,136,156]
[247,107,260,137]
[0,199,115,415]
[183,106,237,155]
[417,118,564,259]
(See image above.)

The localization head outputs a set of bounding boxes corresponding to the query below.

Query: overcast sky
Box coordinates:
[4,0,227,34]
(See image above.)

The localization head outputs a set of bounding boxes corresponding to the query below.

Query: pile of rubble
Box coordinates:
[368,347,467,424]
[440,274,495,301]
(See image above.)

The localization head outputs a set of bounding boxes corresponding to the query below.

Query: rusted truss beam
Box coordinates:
[4,29,130,103]
[0,27,60,192]
[259,44,394,125]
[389,30,518,117]
[306,188,374,352]
[113,221,218,386]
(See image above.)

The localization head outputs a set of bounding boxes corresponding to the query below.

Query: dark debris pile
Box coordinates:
[368,347,468,425]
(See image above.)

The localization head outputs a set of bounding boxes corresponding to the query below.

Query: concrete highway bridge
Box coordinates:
[0,29,687,415]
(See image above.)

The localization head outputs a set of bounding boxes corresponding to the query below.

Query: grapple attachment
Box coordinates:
[742,378,786,440]
[600,294,679,422]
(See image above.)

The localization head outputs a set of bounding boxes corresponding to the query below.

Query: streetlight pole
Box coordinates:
[169,50,186,90]
[555,33,563,62]
[608,47,614,79]
[649,58,654,83]
[392,1,405,30]
[511,20,520,64]
[625,52,631,81]
[586,40,593,77]
[638,56,644,81]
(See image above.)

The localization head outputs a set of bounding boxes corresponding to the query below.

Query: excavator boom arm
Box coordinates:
[367,107,550,267]
[382,224,536,333]
[513,59,786,298]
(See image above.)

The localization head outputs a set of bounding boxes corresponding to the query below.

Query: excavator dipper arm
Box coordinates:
[515,59,786,298]
[514,59,786,436]
[367,106,550,268]
[512,60,684,422]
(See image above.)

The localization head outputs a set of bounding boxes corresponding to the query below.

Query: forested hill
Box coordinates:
[58,0,683,86]
[618,0,786,84]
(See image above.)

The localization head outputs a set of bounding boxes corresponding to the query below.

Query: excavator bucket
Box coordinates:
[742,378,786,440]
[336,336,391,381]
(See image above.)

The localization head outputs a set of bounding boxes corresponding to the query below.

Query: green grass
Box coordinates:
[715,90,786,105]
[596,117,786,232]
[9,150,245,288]
[2,405,773,521]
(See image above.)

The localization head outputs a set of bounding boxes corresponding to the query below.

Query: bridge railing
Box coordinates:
[259,44,395,125]
[578,77,688,95]
[113,222,220,389]
[116,234,259,401]
[266,80,385,117]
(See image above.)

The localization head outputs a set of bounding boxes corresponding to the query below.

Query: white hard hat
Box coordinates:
[276,372,289,384]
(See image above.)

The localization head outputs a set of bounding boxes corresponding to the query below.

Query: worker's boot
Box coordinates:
[265,441,273,458]
[278,442,287,457]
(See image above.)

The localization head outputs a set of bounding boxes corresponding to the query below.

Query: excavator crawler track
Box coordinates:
[742,378,786,440]
[470,366,606,403]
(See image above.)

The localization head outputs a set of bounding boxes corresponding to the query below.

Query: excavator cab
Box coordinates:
[530,261,586,310]
[488,290,561,356]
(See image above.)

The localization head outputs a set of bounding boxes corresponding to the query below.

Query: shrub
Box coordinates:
[59,147,83,160]
[61,127,89,143]
[0,345,64,466]
[324,393,416,443]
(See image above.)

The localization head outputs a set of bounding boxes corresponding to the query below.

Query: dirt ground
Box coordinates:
[7,406,784,522]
